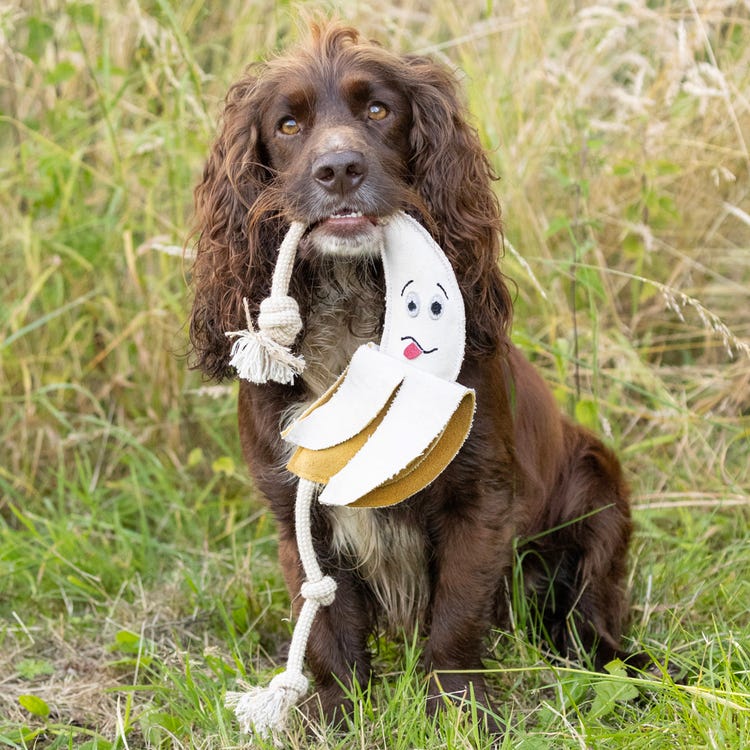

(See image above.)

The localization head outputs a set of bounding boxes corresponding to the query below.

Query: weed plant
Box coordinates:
[1,1,748,748]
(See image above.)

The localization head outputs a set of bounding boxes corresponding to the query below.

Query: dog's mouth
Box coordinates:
[311,209,380,234]
[304,208,385,257]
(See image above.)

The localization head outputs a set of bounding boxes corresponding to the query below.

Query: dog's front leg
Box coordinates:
[277,531,373,727]
[423,493,514,731]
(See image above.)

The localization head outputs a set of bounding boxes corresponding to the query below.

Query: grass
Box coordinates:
[1,0,749,747]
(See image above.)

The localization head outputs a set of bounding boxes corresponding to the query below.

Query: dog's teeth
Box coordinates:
[331,211,363,219]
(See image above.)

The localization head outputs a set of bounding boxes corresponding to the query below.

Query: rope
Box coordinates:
[224,221,307,383]
[226,479,337,738]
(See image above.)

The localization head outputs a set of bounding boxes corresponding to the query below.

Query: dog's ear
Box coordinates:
[189,74,281,381]
[404,56,513,357]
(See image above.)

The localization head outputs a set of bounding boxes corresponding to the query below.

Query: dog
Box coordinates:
[189,21,637,730]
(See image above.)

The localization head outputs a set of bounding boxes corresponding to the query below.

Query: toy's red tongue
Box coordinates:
[403,341,422,360]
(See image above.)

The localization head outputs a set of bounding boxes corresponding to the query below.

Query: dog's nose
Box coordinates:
[312,150,368,196]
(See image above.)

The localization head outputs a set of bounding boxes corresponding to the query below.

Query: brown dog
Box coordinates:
[189,22,635,729]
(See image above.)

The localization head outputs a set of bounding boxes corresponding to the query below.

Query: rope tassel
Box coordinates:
[225,670,308,737]
[226,479,336,739]
[226,298,305,385]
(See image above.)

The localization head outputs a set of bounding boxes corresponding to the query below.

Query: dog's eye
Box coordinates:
[405,291,420,317]
[429,295,445,320]
[278,117,301,136]
[367,102,388,121]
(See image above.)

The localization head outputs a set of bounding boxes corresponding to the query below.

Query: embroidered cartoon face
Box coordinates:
[379,214,465,381]
[399,278,450,360]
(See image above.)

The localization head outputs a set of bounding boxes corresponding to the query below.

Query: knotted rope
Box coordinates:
[225,221,307,384]
[225,478,337,738]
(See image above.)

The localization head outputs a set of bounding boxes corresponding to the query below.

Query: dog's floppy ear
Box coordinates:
[189,73,282,381]
[403,56,513,357]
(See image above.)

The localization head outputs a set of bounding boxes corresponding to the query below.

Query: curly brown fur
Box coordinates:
[189,22,638,733]
[190,23,511,380]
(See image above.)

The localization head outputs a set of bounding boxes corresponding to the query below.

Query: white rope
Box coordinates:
[225,222,307,384]
[270,222,307,298]
[226,298,305,385]
[226,479,337,738]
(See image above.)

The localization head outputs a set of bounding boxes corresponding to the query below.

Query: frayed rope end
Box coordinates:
[226,670,309,738]
[226,327,305,385]
[225,295,305,385]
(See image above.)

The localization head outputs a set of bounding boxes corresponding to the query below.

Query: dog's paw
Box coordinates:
[426,672,502,735]
[300,682,357,733]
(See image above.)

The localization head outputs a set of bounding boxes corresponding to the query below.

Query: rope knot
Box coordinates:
[300,576,337,606]
[258,295,302,346]
[268,669,309,698]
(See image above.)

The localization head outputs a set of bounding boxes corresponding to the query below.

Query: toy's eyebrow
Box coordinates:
[400,279,414,296]
[437,282,448,299]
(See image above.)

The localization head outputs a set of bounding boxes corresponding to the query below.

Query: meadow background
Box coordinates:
[1,0,749,747]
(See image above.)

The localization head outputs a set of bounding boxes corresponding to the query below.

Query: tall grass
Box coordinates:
[1,1,748,747]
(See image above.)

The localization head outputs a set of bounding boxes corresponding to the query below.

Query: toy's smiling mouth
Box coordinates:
[401,336,438,360]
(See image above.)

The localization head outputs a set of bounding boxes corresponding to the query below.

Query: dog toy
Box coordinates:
[225,220,307,385]
[224,212,475,738]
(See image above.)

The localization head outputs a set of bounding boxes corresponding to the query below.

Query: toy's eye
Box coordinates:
[367,102,388,121]
[405,291,420,317]
[429,295,444,320]
[278,117,301,135]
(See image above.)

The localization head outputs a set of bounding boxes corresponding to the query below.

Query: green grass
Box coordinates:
[1,1,749,747]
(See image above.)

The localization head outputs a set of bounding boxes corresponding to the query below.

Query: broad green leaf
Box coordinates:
[575,398,599,431]
[19,694,50,718]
